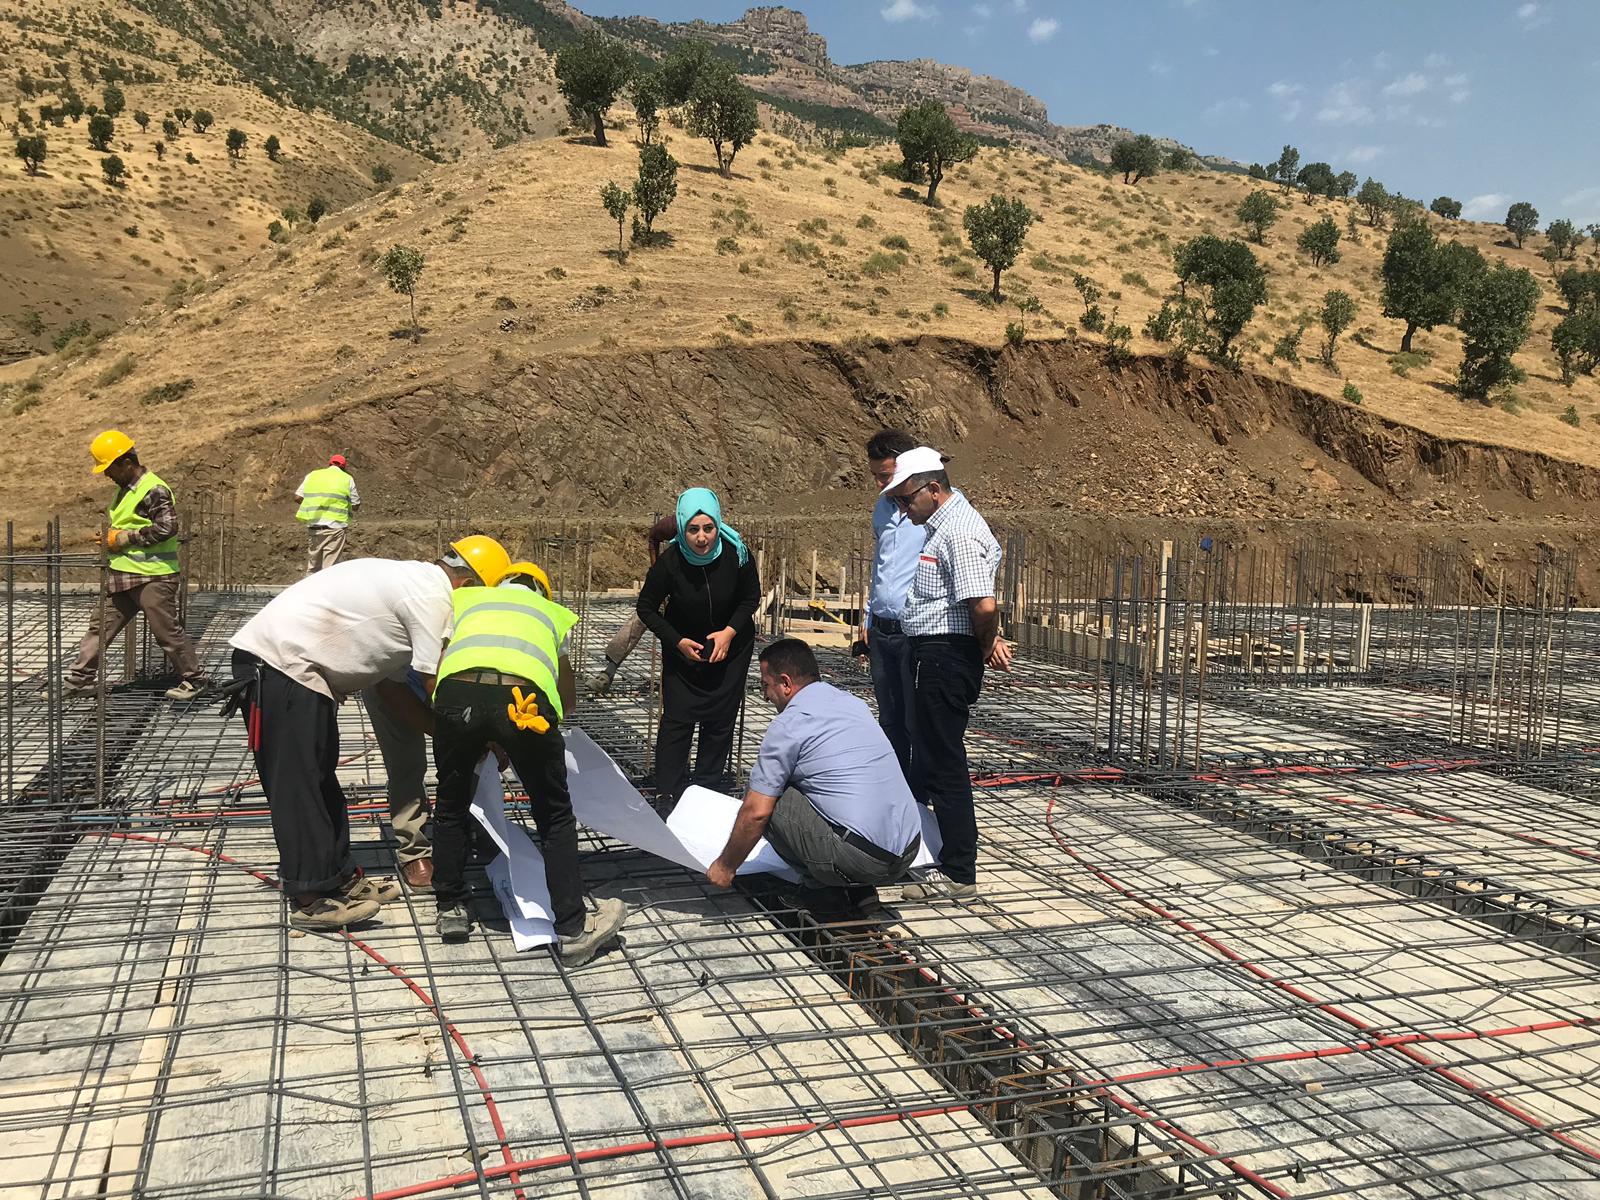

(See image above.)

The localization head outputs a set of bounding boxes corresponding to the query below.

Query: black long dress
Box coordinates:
[636,540,761,804]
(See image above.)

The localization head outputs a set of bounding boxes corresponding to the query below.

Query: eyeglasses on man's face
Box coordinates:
[891,482,932,510]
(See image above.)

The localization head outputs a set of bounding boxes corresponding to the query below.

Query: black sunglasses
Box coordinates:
[891,482,932,510]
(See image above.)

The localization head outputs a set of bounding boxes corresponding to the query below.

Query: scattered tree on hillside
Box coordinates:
[64,94,85,122]
[1171,234,1268,365]
[1357,177,1390,227]
[1587,224,1600,256]
[1319,289,1356,367]
[687,63,758,179]
[1504,201,1538,249]
[600,179,631,260]
[173,106,192,127]
[630,72,662,144]
[555,31,634,147]
[307,195,327,223]
[379,244,425,343]
[1380,222,1484,353]
[87,113,114,151]
[192,109,213,134]
[1430,196,1462,220]
[1552,305,1600,386]
[264,134,281,161]
[1247,163,1268,180]
[100,153,125,185]
[963,194,1037,301]
[1546,218,1579,261]
[225,127,247,159]
[133,109,149,131]
[372,161,393,186]
[1165,147,1196,172]
[1235,191,1279,244]
[1296,161,1336,199]
[154,139,164,161]
[1334,171,1358,198]
[161,117,179,140]
[17,70,36,98]
[1109,134,1162,184]
[14,134,45,175]
[1456,261,1540,400]
[1273,144,1299,193]
[632,142,678,241]
[895,99,977,206]
[101,85,124,118]
[1557,268,1600,312]
[1298,215,1341,266]
[659,41,713,106]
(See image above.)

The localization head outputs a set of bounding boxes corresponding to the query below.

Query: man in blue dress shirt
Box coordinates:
[863,429,925,778]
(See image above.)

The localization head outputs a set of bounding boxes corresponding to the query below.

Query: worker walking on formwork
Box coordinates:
[224,536,512,931]
[431,559,627,965]
[294,453,360,574]
[65,430,210,700]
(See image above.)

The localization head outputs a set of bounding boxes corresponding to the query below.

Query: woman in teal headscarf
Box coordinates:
[636,488,760,808]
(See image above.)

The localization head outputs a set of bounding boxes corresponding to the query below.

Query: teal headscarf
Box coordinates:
[674,487,749,567]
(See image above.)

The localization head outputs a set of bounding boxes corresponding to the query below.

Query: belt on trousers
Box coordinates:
[446,670,533,688]
[910,633,978,645]
[870,616,903,635]
[830,820,921,866]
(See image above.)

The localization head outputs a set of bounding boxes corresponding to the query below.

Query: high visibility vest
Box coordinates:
[295,466,355,525]
[108,471,180,577]
[436,586,578,720]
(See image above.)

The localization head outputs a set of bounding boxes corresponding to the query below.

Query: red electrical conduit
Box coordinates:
[1039,793,1600,1166]
[82,831,527,1200]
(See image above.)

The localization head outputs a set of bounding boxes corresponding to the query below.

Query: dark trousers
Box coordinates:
[765,787,920,889]
[653,703,739,806]
[432,678,586,937]
[232,648,352,896]
[910,636,985,885]
[867,621,914,781]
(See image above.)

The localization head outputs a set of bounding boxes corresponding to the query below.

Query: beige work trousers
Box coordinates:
[67,575,202,685]
[305,524,348,574]
[360,687,432,864]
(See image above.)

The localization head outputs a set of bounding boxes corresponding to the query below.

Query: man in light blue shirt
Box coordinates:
[862,429,925,777]
[707,639,921,913]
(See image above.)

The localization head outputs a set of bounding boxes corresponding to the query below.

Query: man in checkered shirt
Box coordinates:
[880,446,1012,903]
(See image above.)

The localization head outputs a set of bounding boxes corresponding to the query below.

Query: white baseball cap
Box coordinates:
[879,445,948,495]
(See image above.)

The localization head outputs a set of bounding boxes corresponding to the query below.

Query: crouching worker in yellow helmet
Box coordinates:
[430,559,628,966]
[66,430,209,700]
[223,535,511,932]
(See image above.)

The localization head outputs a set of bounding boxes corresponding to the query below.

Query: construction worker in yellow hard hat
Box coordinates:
[430,551,627,964]
[65,431,210,701]
[223,531,514,930]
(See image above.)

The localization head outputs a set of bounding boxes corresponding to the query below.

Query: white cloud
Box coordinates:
[1202,97,1250,122]
[1344,144,1385,164]
[1027,16,1059,42]
[1149,57,1173,78]
[1462,193,1510,219]
[1423,52,1449,69]
[882,0,936,21]
[1441,72,1470,103]
[1383,72,1429,97]
[1317,79,1374,124]
[1561,185,1600,208]
[1266,79,1305,120]
[1517,2,1549,27]
[970,1,992,16]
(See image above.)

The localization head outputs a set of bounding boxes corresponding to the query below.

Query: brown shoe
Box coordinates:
[290,895,381,931]
[401,858,434,891]
[342,868,402,904]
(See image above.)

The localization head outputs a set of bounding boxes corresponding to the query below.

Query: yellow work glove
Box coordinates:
[105,528,132,551]
[506,686,550,733]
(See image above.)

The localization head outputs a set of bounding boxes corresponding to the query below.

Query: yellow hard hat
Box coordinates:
[90,429,135,474]
[502,561,552,599]
[448,535,511,587]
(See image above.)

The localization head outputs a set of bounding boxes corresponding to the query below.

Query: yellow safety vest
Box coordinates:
[108,470,180,577]
[295,466,354,525]
[436,586,578,720]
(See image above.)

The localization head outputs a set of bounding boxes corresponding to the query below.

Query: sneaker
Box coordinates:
[289,894,381,931]
[342,869,402,904]
[557,897,628,967]
[50,679,105,700]
[437,904,471,942]
[165,678,210,701]
[900,869,977,903]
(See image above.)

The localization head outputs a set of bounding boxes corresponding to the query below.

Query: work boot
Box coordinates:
[900,869,977,904]
[53,678,106,700]
[401,858,435,891]
[341,868,402,904]
[557,897,628,967]
[437,904,471,943]
[165,677,210,701]
[289,894,381,931]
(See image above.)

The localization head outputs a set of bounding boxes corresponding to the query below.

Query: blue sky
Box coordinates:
[576,0,1600,228]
